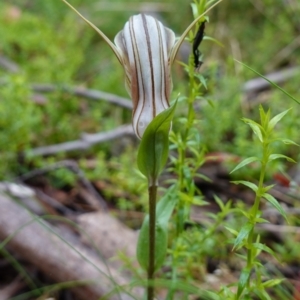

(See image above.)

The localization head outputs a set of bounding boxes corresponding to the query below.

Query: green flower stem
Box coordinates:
[147,183,158,300]
[245,143,269,290]
[176,61,197,236]
[166,253,178,300]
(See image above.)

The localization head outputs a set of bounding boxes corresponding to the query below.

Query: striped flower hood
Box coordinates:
[61,0,221,138]
[114,14,175,138]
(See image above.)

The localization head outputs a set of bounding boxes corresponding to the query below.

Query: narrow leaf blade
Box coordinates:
[233,222,253,250]
[268,109,290,130]
[237,267,251,298]
[230,157,259,174]
[269,154,296,163]
[262,193,288,222]
[231,180,258,192]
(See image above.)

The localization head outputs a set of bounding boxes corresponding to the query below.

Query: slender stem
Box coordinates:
[176,57,197,237]
[245,145,268,292]
[148,183,157,300]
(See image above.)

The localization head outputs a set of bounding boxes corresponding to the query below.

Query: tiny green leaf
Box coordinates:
[262,278,284,288]
[231,180,258,193]
[280,138,299,146]
[259,105,268,126]
[156,186,177,226]
[214,195,224,210]
[252,242,279,261]
[190,3,198,19]
[254,217,269,223]
[224,226,238,236]
[230,157,259,174]
[262,184,275,193]
[233,222,253,250]
[242,119,263,142]
[254,289,272,300]
[268,154,296,163]
[268,109,291,131]
[137,102,177,183]
[262,193,288,222]
[237,267,251,298]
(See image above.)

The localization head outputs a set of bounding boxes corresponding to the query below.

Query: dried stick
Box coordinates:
[0,55,19,73]
[25,124,134,157]
[31,83,133,109]
[16,159,108,210]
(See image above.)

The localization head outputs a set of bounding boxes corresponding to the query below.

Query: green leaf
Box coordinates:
[137,102,177,183]
[262,278,284,288]
[254,289,272,300]
[262,193,288,222]
[136,187,177,271]
[242,119,263,142]
[268,109,290,131]
[230,157,259,174]
[156,186,177,226]
[262,184,275,193]
[204,36,224,47]
[224,226,238,236]
[190,3,198,19]
[231,180,258,192]
[194,173,212,182]
[259,105,268,127]
[235,253,247,260]
[237,267,251,298]
[136,220,167,271]
[268,154,296,163]
[214,195,224,210]
[252,242,279,260]
[198,74,208,89]
[280,138,299,146]
[233,222,253,250]
[254,217,269,223]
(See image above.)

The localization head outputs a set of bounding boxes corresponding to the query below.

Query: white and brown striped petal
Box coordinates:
[115,14,175,139]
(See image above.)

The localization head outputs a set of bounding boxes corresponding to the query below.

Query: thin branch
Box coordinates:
[31,83,133,110]
[25,124,135,157]
[257,223,300,234]
[16,159,108,211]
[0,55,19,73]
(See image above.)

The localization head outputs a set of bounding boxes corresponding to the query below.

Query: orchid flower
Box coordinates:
[61,0,222,138]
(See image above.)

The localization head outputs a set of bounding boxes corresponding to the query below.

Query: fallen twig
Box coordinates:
[257,223,300,234]
[25,124,135,157]
[16,160,108,211]
[0,55,19,73]
[31,83,133,109]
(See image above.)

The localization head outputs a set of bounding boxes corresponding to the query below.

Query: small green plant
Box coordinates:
[228,106,296,299]
[166,1,220,298]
